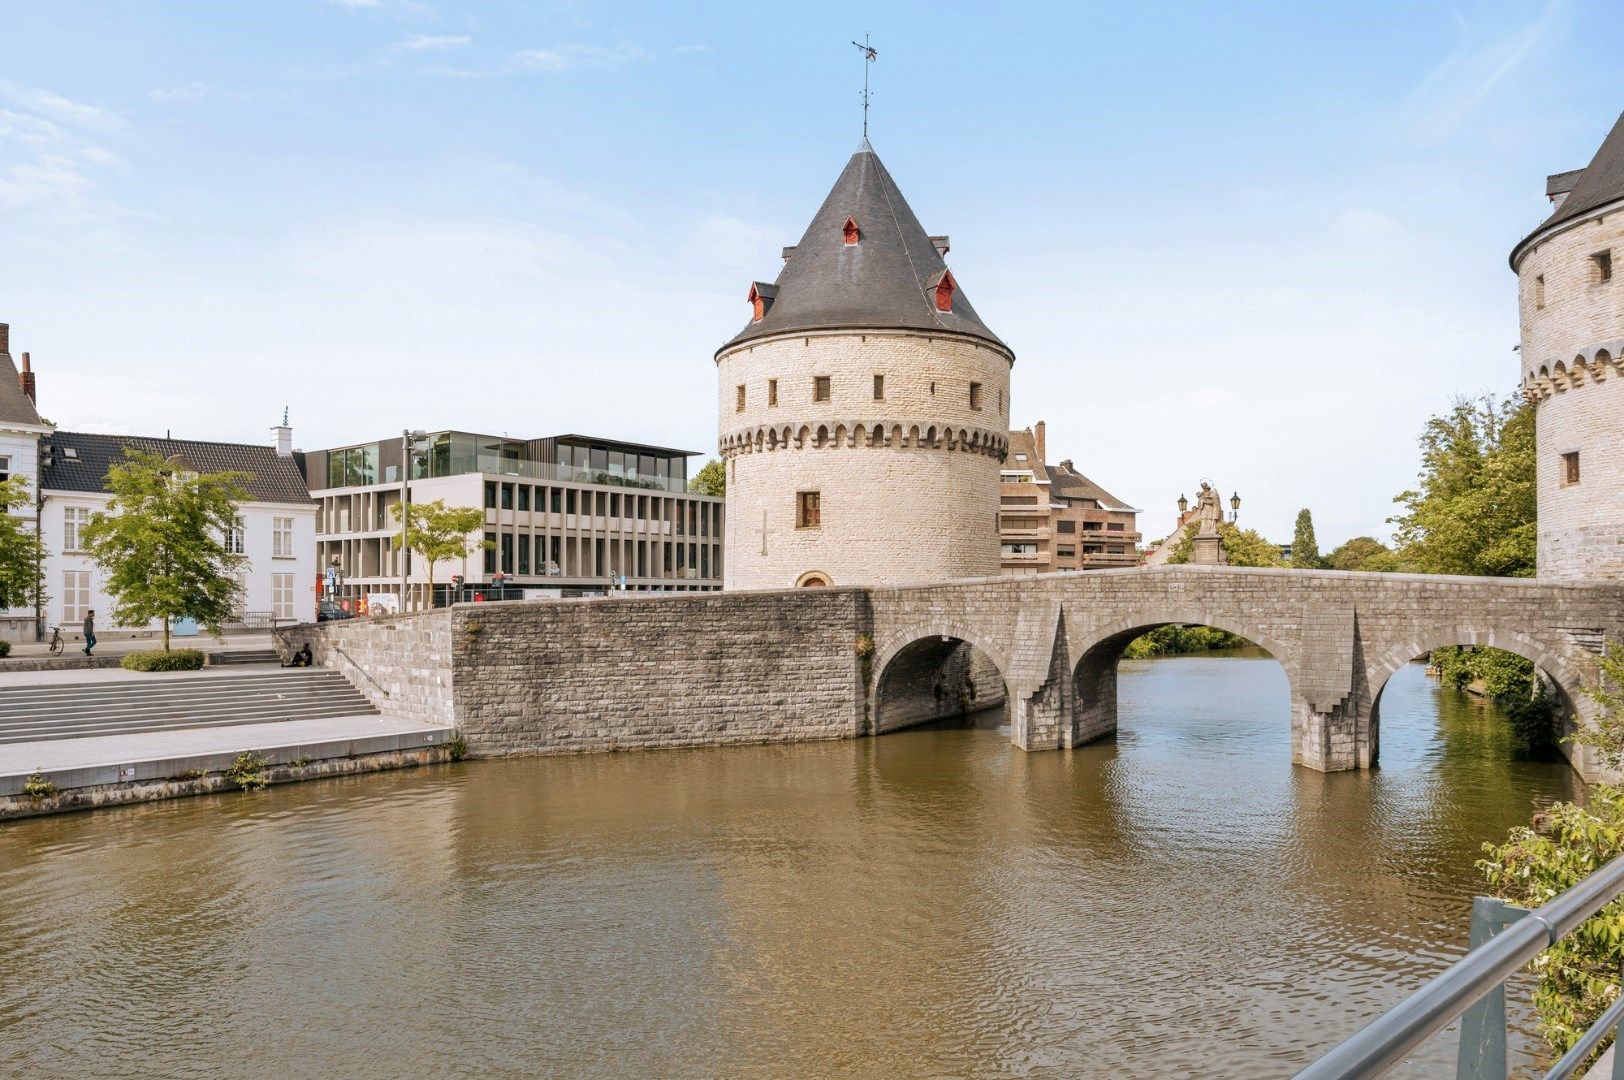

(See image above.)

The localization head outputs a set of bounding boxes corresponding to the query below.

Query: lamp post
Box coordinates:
[1177,493,1188,515]
[1230,491,1242,524]
[399,429,426,612]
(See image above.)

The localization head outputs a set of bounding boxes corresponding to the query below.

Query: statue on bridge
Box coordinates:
[1190,480,1227,564]
[1194,481,1223,537]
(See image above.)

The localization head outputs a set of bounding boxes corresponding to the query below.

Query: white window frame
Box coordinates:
[272,573,294,620]
[224,517,245,555]
[272,516,295,559]
[0,454,10,482]
[63,506,92,552]
[63,570,91,624]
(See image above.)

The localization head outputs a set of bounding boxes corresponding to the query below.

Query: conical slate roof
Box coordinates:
[719,140,1010,356]
[1512,110,1624,268]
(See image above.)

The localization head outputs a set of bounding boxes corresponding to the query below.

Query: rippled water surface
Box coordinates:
[0,657,1579,1078]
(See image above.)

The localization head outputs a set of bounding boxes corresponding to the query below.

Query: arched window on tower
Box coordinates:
[842,217,860,245]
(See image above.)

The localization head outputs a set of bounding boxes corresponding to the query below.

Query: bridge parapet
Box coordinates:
[281,566,1624,781]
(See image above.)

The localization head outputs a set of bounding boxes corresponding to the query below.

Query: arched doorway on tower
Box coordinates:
[796,571,831,588]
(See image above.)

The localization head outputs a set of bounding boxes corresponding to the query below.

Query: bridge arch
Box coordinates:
[1364,626,1592,766]
[1067,611,1301,749]
[870,623,1012,736]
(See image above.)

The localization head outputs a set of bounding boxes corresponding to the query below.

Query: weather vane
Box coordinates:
[850,34,877,138]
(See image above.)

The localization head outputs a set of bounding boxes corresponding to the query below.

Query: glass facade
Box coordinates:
[322,431,692,493]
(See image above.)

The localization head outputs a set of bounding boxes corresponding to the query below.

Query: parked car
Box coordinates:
[318,600,354,622]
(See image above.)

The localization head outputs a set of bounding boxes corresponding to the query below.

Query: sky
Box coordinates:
[2,0,1621,547]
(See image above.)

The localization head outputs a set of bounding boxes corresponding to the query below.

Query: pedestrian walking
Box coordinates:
[83,609,97,656]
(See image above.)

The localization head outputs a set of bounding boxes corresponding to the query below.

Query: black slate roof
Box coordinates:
[0,350,44,428]
[719,140,1010,356]
[43,431,315,505]
[1513,111,1624,268]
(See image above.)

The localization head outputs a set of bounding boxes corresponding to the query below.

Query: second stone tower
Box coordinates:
[716,140,1013,590]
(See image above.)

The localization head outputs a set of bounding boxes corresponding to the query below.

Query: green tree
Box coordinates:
[1325,536,1406,572]
[80,449,248,651]
[0,475,46,615]
[390,499,492,609]
[1391,395,1535,577]
[1164,521,1289,568]
[1289,509,1323,568]
[689,459,725,497]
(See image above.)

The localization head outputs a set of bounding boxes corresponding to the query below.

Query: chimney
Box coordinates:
[929,235,951,258]
[18,351,35,403]
[1033,420,1046,463]
[272,407,293,457]
[0,323,8,354]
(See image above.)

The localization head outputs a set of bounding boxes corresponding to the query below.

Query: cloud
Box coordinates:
[149,81,208,104]
[512,42,647,73]
[0,82,123,131]
[0,92,124,209]
[396,34,471,51]
[1400,0,1566,142]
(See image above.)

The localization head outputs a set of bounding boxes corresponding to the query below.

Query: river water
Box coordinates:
[0,656,1578,1078]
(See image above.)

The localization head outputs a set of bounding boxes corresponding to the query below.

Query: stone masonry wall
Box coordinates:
[718,330,1010,590]
[275,610,455,729]
[1516,207,1624,580]
[449,588,867,755]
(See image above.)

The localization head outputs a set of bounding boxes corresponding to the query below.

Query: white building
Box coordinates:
[0,322,318,641]
[0,326,53,642]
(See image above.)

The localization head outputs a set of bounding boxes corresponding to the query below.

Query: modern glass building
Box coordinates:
[302,431,722,607]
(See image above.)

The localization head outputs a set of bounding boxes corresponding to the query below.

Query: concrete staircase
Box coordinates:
[207,649,281,666]
[0,670,379,745]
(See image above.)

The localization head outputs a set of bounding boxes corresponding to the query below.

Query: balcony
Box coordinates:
[1000,550,1052,566]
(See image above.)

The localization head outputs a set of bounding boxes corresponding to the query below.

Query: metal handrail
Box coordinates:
[1296,854,1624,1079]
[330,645,391,699]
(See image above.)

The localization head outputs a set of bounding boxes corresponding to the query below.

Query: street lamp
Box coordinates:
[1177,493,1188,515]
[399,429,427,612]
[1230,491,1242,524]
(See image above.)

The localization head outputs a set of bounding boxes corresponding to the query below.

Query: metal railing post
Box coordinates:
[1457,897,1532,1079]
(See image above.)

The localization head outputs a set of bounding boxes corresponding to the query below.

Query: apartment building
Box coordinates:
[1000,422,1142,574]
[303,431,722,608]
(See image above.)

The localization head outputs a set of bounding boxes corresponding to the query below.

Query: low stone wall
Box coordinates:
[275,611,456,729]
[453,589,866,755]
[1,745,455,822]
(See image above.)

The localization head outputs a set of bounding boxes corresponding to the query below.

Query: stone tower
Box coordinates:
[1512,111,1624,580]
[716,140,1013,591]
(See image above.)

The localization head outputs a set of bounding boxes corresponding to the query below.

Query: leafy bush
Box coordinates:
[0,640,10,658]
[447,733,469,761]
[1123,624,1253,658]
[1481,788,1624,1057]
[121,649,205,672]
[23,769,55,800]
[225,751,269,791]
[1432,646,1560,752]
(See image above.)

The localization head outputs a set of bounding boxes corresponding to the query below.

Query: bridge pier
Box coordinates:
[1292,700,1368,772]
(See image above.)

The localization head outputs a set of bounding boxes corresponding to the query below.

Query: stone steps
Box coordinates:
[0,670,377,745]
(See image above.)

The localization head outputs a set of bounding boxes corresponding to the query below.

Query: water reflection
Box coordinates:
[0,659,1576,1078]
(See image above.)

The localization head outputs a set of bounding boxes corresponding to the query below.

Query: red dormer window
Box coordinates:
[933,269,956,312]
[842,217,860,245]
[748,281,777,322]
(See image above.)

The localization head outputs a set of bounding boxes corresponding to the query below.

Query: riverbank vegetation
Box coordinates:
[1122,625,1252,658]
[1430,646,1560,754]
[1481,643,1624,1062]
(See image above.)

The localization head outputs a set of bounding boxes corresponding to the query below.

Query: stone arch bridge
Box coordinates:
[285,566,1624,781]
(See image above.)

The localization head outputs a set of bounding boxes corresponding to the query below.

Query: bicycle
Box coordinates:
[47,626,64,657]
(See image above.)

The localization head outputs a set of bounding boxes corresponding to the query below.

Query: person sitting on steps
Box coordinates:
[282,643,313,668]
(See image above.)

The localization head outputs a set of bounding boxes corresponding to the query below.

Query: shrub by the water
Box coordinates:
[1431,646,1560,753]
[121,649,205,672]
[1482,787,1624,1061]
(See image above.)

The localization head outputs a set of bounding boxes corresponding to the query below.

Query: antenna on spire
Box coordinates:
[282,406,289,426]
[850,34,877,138]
